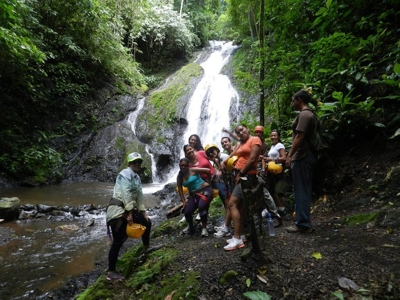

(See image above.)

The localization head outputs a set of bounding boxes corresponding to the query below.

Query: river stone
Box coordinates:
[57,224,79,232]
[37,204,55,213]
[22,204,35,210]
[0,197,21,221]
[19,210,37,219]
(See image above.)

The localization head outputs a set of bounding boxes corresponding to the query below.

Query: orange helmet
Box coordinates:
[254,126,264,133]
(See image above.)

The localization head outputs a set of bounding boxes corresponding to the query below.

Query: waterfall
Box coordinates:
[127,41,240,186]
[128,97,145,136]
[165,41,240,183]
[128,97,161,183]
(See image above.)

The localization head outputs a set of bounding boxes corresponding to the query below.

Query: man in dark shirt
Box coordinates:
[285,90,317,233]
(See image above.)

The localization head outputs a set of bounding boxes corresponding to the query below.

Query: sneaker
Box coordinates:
[286,225,314,233]
[182,225,190,234]
[182,225,195,234]
[201,228,209,237]
[214,227,230,238]
[195,213,201,221]
[224,238,245,251]
[226,234,247,244]
[107,272,124,281]
[261,209,268,218]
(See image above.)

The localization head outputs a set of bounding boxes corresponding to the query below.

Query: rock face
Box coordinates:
[59,45,251,184]
[0,197,21,221]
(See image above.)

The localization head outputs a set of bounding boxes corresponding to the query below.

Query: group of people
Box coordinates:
[176,125,290,251]
[104,89,318,280]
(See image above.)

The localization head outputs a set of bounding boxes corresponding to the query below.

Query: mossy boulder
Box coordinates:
[0,197,21,221]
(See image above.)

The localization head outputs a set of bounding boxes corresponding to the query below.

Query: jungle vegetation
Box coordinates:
[0,0,399,183]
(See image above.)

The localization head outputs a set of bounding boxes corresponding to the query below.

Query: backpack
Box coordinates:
[303,108,330,152]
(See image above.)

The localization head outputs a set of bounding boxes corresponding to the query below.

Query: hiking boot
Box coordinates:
[224,238,245,251]
[201,228,209,237]
[214,226,230,238]
[106,272,124,281]
[286,225,314,233]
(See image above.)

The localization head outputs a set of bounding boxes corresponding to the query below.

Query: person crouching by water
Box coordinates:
[106,152,152,281]
[177,158,213,237]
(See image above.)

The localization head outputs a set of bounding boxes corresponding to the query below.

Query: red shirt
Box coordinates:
[189,150,215,180]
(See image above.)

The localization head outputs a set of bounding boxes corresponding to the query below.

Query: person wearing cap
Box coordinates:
[106,152,152,281]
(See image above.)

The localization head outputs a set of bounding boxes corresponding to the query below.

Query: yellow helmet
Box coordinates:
[212,189,219,199]
[226,156,238,172]
[176,186,189,195]
[205,143,220,155]
[126,223,146,239]
[267,161,283,174]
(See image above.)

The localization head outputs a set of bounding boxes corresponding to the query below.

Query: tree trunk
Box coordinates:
[259,0,265,126]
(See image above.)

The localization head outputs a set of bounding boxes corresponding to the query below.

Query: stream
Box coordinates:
[0,40,240,300]
[0,182,164,300]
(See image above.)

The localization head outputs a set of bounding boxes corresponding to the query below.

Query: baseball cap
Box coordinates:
[127,152,143,163]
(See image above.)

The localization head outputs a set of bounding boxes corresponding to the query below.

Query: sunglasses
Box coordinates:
[179,164,189,167]
[131,161,142,165]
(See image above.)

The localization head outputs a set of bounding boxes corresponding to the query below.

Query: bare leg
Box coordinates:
[227,195,242,239]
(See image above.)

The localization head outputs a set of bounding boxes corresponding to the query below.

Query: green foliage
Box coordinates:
[131,1,198,70]
[141,271,200,300]
[219,270,238,285]
[343,212,381,226]
[225,0,400,143]
[138,62,203,134]
[125,248,177,288]
[243,291,272,300]
[75,281,114,300]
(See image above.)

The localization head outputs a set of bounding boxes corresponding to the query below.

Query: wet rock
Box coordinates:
[0,197,21,221]
[19,210,37,219]
[57,224,79,232]
[84,204,96,212]
[85,218,95,227]
[22,204,35,210]
[70,207,81,216]
[37,204,55,213]
[49,210,66,217]
[60,205,70,212]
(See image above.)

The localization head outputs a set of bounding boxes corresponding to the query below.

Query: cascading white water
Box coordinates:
[128,41,240,186]
[128,97,145,136]
[165,41,240,183]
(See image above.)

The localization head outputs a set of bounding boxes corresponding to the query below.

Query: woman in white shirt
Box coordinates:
[263,129,287,215]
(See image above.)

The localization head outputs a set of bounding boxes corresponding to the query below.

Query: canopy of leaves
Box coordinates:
[222,0,400,141]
